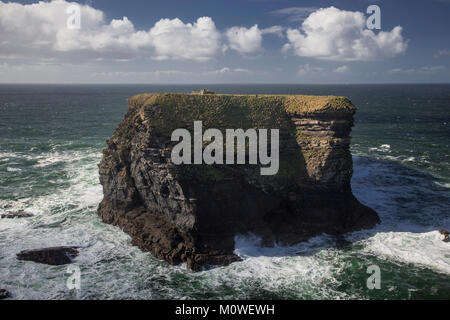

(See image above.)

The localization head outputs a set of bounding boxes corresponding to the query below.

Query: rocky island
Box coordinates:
[98,93,380,271]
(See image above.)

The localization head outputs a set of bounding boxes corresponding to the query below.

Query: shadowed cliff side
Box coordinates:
[98,93,380,271]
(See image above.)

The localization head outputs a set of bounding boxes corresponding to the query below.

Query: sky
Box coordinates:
[0,0,449,84]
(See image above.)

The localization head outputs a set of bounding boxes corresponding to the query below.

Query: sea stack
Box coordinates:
[98,93,380,271]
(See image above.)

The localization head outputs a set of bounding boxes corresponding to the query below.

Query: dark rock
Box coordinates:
[1,211,34,219]
[440,229,449,242]
[17,246,79,265]
[98,93,380,271]
[0,288,11,300]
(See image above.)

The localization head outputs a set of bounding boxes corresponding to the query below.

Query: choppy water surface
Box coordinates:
[0,84,449,299]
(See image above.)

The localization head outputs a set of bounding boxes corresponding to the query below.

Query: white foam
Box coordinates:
[6,167,21,172]
[358,231,450,274]
[351,154,450,275]
[369,144,391,153]
[435,181,450,189]
[1,145,449,299]
[224,234,354,299]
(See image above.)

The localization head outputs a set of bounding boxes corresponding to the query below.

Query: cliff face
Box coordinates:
[98,93,380,271]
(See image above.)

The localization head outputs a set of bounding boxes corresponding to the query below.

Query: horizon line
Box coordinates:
[1,82,450,86]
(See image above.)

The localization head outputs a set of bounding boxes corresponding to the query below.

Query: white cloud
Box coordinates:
[269,7,318,23]
[434,50,450,58]
[148,17,221,61]
[284,6,408,61]
[0,0,283,61]
[225,24,282,54]
[92,67,252,78]
[334,65,349,73]
[0,0,220,61]
[0,61,97,83]
[226,25,263,54]
[261,26,284,37]
[297,64,324,76]
[207,67,253,75]
[0,61,256,83]
[89,67,255,83]
[388,66,446,75]
[0,0,144,59]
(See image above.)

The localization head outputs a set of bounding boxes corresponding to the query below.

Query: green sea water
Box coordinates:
[0,84,449,300]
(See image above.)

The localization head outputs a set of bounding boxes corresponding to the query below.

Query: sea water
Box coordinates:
[0,84,449,299]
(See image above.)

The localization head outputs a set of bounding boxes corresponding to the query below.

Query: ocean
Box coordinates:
[0,84,449,300]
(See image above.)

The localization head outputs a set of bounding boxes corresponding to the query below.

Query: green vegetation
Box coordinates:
[115,93,355,186]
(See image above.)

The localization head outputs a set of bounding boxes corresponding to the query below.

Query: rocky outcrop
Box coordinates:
[98,93,380,271]
[0,288,11,300]
[440,229,449,242]
[17,247,79,265]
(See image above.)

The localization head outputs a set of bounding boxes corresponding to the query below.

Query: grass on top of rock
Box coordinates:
[126,94,310,185]
[110,93,355,186]
[127,93,356,119]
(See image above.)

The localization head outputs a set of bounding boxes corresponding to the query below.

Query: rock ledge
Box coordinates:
[17,246,79,265]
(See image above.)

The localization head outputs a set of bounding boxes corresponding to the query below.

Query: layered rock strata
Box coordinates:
[98,93,380,271]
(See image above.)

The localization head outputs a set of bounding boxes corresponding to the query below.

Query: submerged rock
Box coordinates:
[17,246,79,265]
[0,288,11,300]
[439,229,449,242]
[98,93,380,271]
[1,211,34,219]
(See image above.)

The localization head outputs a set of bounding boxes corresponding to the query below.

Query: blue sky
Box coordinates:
[1,0,449,83]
